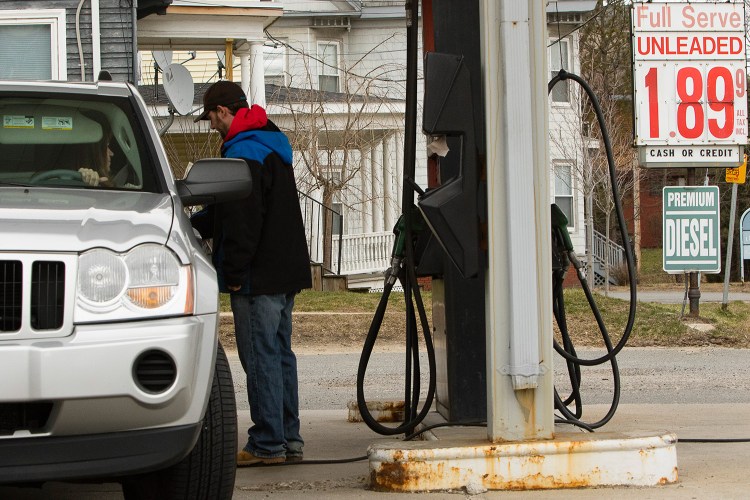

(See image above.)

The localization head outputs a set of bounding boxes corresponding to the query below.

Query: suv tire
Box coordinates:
[122,342,237,499]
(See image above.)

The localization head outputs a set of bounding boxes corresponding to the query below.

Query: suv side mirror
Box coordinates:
[176,158,252,206]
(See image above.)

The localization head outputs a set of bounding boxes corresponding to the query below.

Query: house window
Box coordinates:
[264,42,286,87]
[549,39,569,104]
[554,163,574,227]
[317,42,340,92]
[0,10,66,81]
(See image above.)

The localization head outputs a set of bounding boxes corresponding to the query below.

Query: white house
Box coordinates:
[0,0,600,288]
[259,0,598,287]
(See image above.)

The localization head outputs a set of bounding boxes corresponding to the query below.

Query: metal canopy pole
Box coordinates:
[480,0,554,441]
[722,181,738,309]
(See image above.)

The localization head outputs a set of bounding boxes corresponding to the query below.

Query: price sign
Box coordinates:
[632,1,747,168]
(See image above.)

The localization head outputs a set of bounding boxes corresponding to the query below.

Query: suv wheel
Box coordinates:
[122,342,237,499]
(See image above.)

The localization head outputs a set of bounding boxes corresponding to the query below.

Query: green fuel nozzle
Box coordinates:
[551,204,574,252]
[551,203,584,279]
[385,207,426,285]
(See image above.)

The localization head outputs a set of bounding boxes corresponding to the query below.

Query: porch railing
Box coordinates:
[332,231,395,275]
[298,191,343,275]
[592,229,624,274]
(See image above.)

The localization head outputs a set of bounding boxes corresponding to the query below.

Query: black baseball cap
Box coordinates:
[194,81,247,122]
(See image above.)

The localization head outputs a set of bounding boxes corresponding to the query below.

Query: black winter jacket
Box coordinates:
[192,107,311,295]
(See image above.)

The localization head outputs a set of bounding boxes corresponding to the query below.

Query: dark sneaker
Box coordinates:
[237,450,285,466]
[286,454,303,463]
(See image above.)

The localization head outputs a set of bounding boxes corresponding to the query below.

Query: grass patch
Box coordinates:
[558,288,750,347]
[220,289,431,314]
[220,286,749,350]
[218,289,433,351]
[637,247,674,285]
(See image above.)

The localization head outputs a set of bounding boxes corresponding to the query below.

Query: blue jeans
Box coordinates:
[231,292,303,459]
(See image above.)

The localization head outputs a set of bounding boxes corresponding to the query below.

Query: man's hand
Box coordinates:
[228,285,241,292]
[78,168,99,186]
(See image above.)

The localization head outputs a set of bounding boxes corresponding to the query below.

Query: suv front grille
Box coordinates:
[0,261,22,332]
[0,259,66,333]
[31,261,65,330]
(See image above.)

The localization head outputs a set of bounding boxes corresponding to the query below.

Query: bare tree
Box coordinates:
[578,0,642,290]
[269,39,406,271]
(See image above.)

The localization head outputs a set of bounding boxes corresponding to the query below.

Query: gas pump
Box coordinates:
[418,48,486,424]
[356,1,488,429]
[354,1,682,492]
[357,0,637,435]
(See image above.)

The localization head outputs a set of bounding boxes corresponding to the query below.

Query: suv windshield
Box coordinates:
[0,95,158,191]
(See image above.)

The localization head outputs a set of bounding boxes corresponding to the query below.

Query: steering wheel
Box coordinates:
[30,169,84,183]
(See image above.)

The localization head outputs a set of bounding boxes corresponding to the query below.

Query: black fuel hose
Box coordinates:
[548,69,636,429]
[355,251,436,435]
[355,0,436,436]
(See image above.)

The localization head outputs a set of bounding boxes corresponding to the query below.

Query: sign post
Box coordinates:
[722,156,747,308]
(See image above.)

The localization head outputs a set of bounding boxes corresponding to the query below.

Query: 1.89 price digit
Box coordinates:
[644,65,744,140]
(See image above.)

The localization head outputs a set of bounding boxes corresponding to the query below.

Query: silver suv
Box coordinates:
[0,81,247,498]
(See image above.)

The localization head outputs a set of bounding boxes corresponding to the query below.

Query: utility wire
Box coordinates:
[264,30,409,84]
[548,0,626,48]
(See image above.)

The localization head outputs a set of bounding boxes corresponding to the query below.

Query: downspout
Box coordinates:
[75,0,87,81]
[132,1,139,84]
[91,0,101,80]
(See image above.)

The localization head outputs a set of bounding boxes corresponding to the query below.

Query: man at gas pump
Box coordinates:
[192,80,312,466]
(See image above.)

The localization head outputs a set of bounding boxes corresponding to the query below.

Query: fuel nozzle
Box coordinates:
[551,204,583,280]
[385,206,426,285]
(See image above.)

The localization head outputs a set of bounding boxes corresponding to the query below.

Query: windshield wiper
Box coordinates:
[0,181,32,187]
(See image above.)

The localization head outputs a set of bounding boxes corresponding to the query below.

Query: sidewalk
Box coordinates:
[602,287,750,304]
[234,404,750,498]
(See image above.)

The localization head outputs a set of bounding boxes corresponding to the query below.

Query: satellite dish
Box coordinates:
[162,63,194,116]
[216,50,226,68]
[152,50,173,71]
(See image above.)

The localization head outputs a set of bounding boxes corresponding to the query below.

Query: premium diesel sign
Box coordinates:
[632,2,747,168]
[663,186,721,273]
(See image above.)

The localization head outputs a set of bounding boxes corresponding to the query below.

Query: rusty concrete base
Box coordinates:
[347,400,405,423]
[368,430,678,492]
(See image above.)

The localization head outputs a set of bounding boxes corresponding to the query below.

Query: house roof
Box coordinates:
[137,1,282,51]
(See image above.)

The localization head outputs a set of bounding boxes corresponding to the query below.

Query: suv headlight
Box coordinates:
[75,244,194,322]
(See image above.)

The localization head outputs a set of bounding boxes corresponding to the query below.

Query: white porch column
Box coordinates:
[361,148,373,233]
[382,133,395,231]
[249,41,266,108]
[371,141,384,233]
[395,131,404,214]
[239,50,251,94]
[239,41,266,108]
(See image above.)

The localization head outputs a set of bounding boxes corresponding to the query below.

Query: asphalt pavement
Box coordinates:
[230,403,750,499]
[605,286,750,304]
[230,347,750,499]
[4,283,750,498]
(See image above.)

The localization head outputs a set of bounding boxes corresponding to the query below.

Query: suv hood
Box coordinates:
[0,188,174,253]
